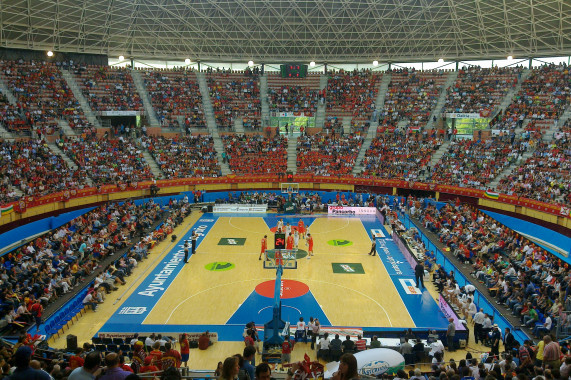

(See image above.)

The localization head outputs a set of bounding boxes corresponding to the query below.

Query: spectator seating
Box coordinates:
[0,139,88,199]
[360,133,443,180]
[141,69,205,130]
[496,139,571,205]
[207,71,260,130]
[445,66,522,114]
[0,60,90,135]
[145,135,221,178]
[222,134,287,174]
[382,69,446,129]
[72,64,143,112]
[60,135,153,184]
[296,133,363,176]
[431,138,525,188]
[267,73,323,116]
[325,70,380,120]
[493,64,570,133]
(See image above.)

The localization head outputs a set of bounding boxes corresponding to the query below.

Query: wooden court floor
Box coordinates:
[49,212,487,370]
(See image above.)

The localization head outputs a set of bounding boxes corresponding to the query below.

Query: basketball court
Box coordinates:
[95,212,449,339]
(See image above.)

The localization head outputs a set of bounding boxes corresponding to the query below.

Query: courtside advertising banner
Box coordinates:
[328,206,377,216]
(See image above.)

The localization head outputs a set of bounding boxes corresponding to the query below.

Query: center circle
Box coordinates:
[327,239,353,247]
[255,279,309,299]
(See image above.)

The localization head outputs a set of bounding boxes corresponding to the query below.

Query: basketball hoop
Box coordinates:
[263,249,298,269]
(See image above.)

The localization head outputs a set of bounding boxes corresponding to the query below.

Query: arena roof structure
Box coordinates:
[0,0,570,63]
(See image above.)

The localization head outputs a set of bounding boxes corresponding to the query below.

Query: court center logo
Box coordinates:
[205,262,235,271]
[218,238,246,246]
[327,239,353,247]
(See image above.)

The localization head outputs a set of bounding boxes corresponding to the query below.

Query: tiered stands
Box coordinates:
[496,140,571,205]
[60,135,153,184]
[431,138,525,188]
[325,70,380,125]
[360,134,443,180]
[142,69,205,130]
[0,60,90,134]
[145,135,221,178]
[494,64,570,133]
[0,139,88,199]
[0,91,27,133]
[73,65,143,112]
[267,73,322,116]
[222,134,287,174]
[296,133,363,176]
[445,66,522,115]
[382,69,446,129]
[207,71,260,130]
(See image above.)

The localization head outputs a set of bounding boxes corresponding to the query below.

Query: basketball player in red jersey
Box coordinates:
[298,219,305,238]
[286,232,294,251]
[259,235,268,260]
[306,233,314,258]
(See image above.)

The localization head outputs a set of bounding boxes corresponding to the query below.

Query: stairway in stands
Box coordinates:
[494,68,532,120]
[314,75,328,128]
[0,78,17,139]
[421,139,453,180]
[196,71,232,176]
[59,68,101,128]
[130,70,161,129]
[351,73,392,175]
[286,136,298,174]
[259,74,270,128]
[488,149,534,189]
[543,104,571,141]
[57,119,79,137]
[140,148,165,179]
[425,70,459,130]
[234,117,245,133]
[47,142,94,186]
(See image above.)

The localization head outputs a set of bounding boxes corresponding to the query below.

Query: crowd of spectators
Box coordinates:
[382,69,444,129]
[0,198,172,331]
[143,69,205,130]
[268,85,322,115]
[0,60,91,135]
[360,132,443,180]
[496,138,571,205]
[72,65,143,112]
[60,135,154,185]
[492,64,570,133]
[144,135,222,178]
[445,66,523,114]
[0,91,28,134]
[296,133,363,176]
[326,69,380,118]
[208,73,260,129]
[430,138,526,188]
[418,201,570,344]
[0,139,88,200]
[222,134,287,174]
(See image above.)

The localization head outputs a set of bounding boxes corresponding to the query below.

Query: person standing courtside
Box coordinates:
[368,239,376,256]
[191,230,197,254]
[259,235,268,260]
[414,262,425,290]
[183,240,190,263]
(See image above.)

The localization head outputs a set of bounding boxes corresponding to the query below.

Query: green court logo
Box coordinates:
[327,239,353,247]
[205,262,235,271]
[332,263,365,274]
[266,249,308,260]
[218,238,246,246]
